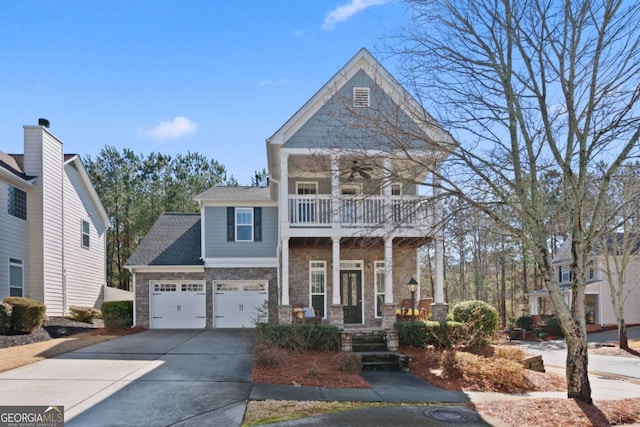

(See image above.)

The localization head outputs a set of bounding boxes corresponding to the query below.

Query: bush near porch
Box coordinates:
[254,323,340,351]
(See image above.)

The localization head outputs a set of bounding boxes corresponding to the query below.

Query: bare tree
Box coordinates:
[599,163,640,350]
[381,0,640,403]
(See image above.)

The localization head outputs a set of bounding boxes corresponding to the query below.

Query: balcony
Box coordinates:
[287,195,431,229]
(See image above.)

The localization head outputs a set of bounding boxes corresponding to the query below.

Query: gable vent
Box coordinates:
[353,87,370,107]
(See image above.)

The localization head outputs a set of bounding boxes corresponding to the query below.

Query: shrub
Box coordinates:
[101,300,133,330]
[3,297,46,333]
[396,320,466,349]
[544,317,564,337]
[516,316,533,331]
[452,300,499,349]
[254,344,285,368]
[333,352,362,374]
[254,324,340,351]
[67,305,98,324]
[0,302,12,334]
[443,350,525,391]
[492,345,525,362]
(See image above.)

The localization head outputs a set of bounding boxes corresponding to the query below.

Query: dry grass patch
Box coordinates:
[473,398,640,427]
[243,400,396,427]
[404,345,567,393]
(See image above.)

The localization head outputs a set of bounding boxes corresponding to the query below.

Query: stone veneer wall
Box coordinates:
[288,243,418,326]
[134,267,277,328]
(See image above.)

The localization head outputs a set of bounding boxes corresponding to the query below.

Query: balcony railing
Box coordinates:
[287,195,431,228]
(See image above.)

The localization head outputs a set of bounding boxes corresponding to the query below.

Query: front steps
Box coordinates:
[344,330,411,371]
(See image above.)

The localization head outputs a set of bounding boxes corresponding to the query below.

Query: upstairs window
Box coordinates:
[227,207,262,242]
[81,220,90,248]
[558,265,572,283]
[236,208,253,241]
[7,185,27,220]
[353,87,370,107]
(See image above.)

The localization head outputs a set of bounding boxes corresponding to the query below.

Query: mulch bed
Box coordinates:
[0,317,104,349]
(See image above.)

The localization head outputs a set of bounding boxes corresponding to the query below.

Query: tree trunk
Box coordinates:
[565,329,593,404]
[619,318,629,350]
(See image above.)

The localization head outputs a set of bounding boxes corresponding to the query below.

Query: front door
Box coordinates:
[341,270,362,324]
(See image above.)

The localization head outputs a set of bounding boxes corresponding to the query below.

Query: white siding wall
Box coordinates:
[63,162,107,309]
[23,127,45,305]
[23,126,65,315]
[600,257,640,325]
[0,177,29,301]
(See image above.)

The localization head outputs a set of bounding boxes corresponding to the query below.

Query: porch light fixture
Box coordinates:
[407,277,418,322]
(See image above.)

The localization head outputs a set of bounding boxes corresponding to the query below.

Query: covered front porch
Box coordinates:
[276,237,447,329]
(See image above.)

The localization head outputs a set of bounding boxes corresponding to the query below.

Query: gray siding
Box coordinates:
[0,178,29,301]
[204,206,278,258]
[283,70,429,150]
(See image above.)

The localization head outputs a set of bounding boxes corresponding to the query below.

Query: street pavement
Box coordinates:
[516,325,640,383]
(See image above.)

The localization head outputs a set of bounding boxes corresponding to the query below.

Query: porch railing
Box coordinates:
[287,195,431,228]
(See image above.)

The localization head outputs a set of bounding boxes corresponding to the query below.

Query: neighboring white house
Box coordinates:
[127,48,452,329]
[0,119,110,316]
[527,238,640,327]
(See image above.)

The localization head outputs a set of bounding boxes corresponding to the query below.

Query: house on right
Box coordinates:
[527,236,640,328]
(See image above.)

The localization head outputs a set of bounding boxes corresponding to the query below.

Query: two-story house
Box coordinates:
[127,48,452,329]
[527,237,640,328]
[0,120,111,316]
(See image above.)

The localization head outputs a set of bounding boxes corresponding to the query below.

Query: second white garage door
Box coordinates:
[150,281,206,329]
[214,280,268,328]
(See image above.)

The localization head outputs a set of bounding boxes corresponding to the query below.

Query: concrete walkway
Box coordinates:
[0,329,255,427]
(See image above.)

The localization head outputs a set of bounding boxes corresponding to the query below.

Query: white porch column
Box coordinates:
[432,169,445,305]
[382,157,392,225]
[331,154,340,226]
[530,296,539,315]
[384,237,393,303]
[280,153,289,228]
[281,238,290,305]
[416,247,421,300]
[434,238,445,304]
[332,237,341,304]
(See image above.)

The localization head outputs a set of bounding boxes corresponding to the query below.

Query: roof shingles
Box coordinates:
[126,213,203,266]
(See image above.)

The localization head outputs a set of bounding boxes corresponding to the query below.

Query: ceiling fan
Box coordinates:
[348,160,373,180]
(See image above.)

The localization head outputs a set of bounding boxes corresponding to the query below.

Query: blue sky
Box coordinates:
[0,0,407,184]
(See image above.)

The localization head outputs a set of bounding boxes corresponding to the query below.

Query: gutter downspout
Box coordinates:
[61,156,67,314]
[271,176,282,308]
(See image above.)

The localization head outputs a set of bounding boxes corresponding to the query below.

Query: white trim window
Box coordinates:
[310,261,326,317]
[81,219,90,248]
[558,265,572,283]
[391,183,402,196]
[353,87,370,107]
[7,184,27,220]
[235,208,253,241]
[588,261,596,280]
[296,181,318,195]
[9,258,23,297]
[374,261,385,317]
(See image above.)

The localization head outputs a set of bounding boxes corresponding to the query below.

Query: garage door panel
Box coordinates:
[214,281,268,328]
[150,282,206,329]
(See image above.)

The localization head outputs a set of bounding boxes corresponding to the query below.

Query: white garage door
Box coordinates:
[150,281,206,329]
[214,280,268,328]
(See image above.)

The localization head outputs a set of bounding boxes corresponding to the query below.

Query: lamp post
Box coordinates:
[407,277,418,322]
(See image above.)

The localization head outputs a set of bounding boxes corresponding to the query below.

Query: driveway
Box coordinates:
[516,325,640,395]
[0,329,255,426]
